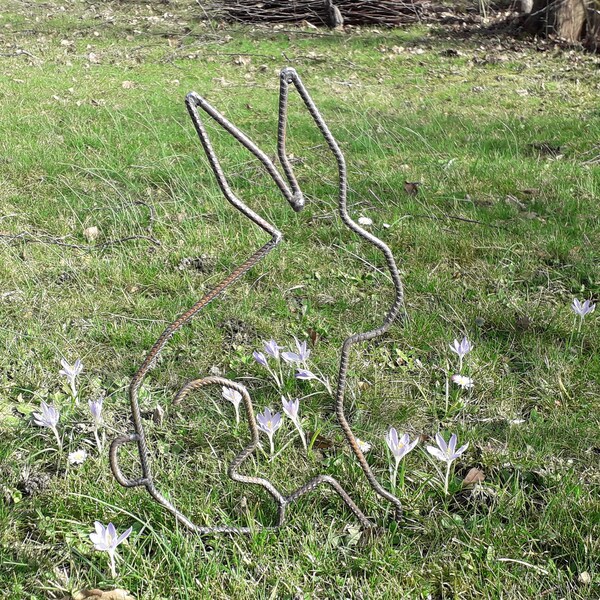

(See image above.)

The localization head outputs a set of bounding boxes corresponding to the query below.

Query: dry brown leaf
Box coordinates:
[403,181,420,196]
[152,404,165,425]
[462,467,485,487]
[308,431,337,451]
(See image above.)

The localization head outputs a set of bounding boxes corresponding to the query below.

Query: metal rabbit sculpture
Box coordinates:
[110,68,405,534]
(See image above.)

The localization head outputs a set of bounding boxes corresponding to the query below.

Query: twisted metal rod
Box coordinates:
[110,67,404,533]
[278,69,405,521]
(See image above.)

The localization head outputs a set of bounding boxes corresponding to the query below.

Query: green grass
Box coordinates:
[1,1,599,598]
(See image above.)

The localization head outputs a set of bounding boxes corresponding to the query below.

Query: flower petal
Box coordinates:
[107,523,117,545]
[282,352,301,363]
[426,446,447,462]
[116,526,133,546]
[454,442,469,457]
[448,433,457,454]
[435,433,447,453]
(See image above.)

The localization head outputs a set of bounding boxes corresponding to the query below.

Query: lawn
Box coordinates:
[1,1,599,598]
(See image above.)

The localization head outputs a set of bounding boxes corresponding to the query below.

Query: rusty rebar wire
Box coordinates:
[110,67,404,534]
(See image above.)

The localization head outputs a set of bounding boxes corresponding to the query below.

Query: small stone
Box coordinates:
[578,572,591,585]
[84,226,99,242]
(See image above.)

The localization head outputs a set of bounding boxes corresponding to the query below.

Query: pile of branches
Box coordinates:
[213,0,424,26]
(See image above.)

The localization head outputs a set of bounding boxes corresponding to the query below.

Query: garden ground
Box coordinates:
[0,1,599,598]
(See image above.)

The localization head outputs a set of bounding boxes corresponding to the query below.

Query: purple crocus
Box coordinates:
[427,433,469,463]
[571,298,596,318]
[252,349,282,388]
[282,396,307,451]
[282,338,311,364]
[89,396,104,452]
[256,407,282,455]
[33,401,61,450]
[449,337,472,371]
[253,351,268,368]
[386,428,419,489]
[90,521,133,578]
[426,433,469,494]
[282,396,299,421]
[222,386,242,425]
[59,357,83,403]
[386,428,419,462]
[295,368,317,381]
[89,397,103,425]
[264,339,282,360]
[295,368,332,394]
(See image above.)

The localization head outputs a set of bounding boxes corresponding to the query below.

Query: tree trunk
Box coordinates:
[586,1,600,48]
[521,0,534,14]
[555,0,587,40]
[524,0,588,42]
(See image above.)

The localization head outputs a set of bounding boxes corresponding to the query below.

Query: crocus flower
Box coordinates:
[33,401,61,450]
[282,396,307,451]
[89,397,104,452]
[59,358,83,403]
[449,337,472,371]
[90,521,133,578]
[256,407,282,455]
[295,368,332,394]
[222,386,242,425]
[68,449,88,465]
[356,438,372,453]
[89,397,103,424]
[358,216,373,226]
[295,368,317,381]
[253,351,268,368]
[386,428,419,462]
[282,338,311,364]
[252,349,282,387]
[450,374,474,390]
[572,298,596,333]
[426,433,469,494]
[386,428,419,489]
[571,298,595,318]
[282,396,299,421]
[264,339,282,360]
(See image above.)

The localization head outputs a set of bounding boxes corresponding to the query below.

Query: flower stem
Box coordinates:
[444,461,452,495]
[267,366,281,389]
[109,551,117,578]
[234,404,240,426]
[398,459,406,489]
[391,459,399,491]
[52,426,62,452]
[269,435,274,456]
[295,422,307,453]
[93,427,103,453]
[71,382,79,405]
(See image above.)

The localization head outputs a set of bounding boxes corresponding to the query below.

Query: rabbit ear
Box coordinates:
[277,67,347,209]
[185,91,298,231]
